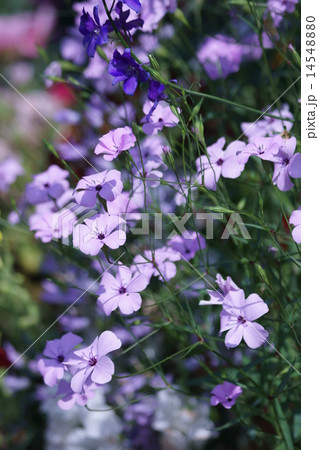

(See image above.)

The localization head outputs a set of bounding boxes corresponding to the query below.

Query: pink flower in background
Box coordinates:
[220,289,269,349]
[211,382,243,409]
[38,333,82,387]
[0,6,56,58]
[199,274,240,306]
[196,138,246,191]
[94,126,136,161]
[66,331,122,393]
[74,169,123,207]
[73,213,126,255]
[26,165,69,204]
[289,208,301,244]
[97,265,149,315]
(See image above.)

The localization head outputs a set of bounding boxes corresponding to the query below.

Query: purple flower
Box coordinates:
[241,104,294,142]
[56,379,96,410]
[95,126,136,161]
[196,138,246,191]
[108,48,150,95]
[113,1,143,32]
[66,330,122,393]
[141,100,179,135]
[272,136,301,191]
[199,274,240,306]
[143,81,168,121]
[140,0,177,32]
[289,207,301,244]
[133,247,181,282]
[38,332,82,387]
[107,190,141,221]
[168,231,206,260]
[73,213,126,255]
[0,157,24,193]
[237,136,279,165]
[148,80,167,103]
[29,208,77,243]
[220,289,269,349]
[97,265,149,315]
[26,165,69,204]
[197,35,243,80]
[265,0,299,27]
[210,382,243,409]
[79,6,110,57]
[74,169,123,207]
[122,0,142,13]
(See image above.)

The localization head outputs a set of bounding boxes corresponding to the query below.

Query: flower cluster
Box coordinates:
[1,0,301,446]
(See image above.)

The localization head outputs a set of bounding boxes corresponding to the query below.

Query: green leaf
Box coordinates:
[255,264,270,284]
[174,8,191,28]
[273,398,294,450]
[189,98,204,123]
[96,46,109,62]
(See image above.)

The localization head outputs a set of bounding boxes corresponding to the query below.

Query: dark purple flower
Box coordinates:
[108,48,150,95]
[113,1,144,33]
[122,0,142,13]
[79,6,110,57]
[142,80,168,121]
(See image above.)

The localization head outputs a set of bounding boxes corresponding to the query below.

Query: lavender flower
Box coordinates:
[220,289,269,349]
[66,331,122,393]
[196,138,246,191]
[0,157,24,193]
[95,126,136,160]
[199,274,240,306]
[133,247,181,282]
[26,165,69,205]
[38,332,82,387]
[289,207,301,244]
[211,382,243,409]
[73,213,126,255]
[272,136,301,191]
[97,265,149,315]
[56,379,97,410]
[241,104,294,142]
[237,136,280,164]
[168,231,206,261]
[141,100,179,135]
[74,169,123,207]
